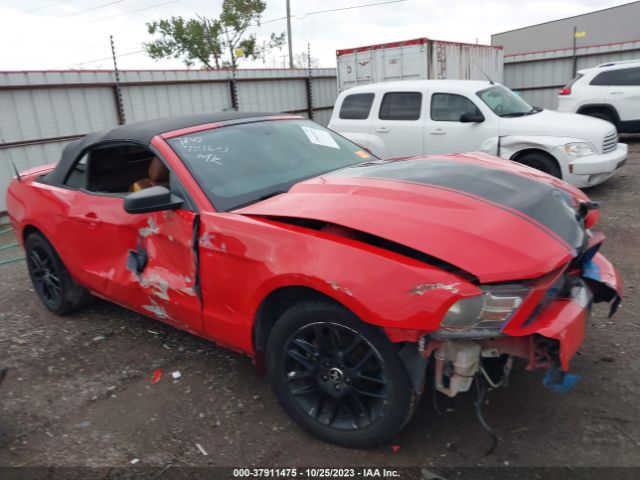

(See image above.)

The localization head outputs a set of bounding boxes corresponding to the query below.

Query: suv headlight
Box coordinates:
[435,285,530,338]
[564,142,595,157]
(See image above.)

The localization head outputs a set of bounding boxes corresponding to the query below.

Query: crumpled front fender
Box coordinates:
[583,252,623,316]
[497,250,621,371]
[534,250,621,370]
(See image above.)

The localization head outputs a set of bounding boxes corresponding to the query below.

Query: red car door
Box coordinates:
[67,190,202,333]
[60,143,203,334]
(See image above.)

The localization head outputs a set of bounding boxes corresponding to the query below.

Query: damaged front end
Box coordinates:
[423,225,622,399]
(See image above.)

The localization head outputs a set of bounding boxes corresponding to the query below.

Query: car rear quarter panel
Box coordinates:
[197,212,481,354]
[6,174,74,249]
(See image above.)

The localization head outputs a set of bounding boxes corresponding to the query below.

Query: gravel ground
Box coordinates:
[0,137,639,472]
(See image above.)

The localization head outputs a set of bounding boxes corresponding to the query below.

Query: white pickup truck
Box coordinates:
[329,80,628,188]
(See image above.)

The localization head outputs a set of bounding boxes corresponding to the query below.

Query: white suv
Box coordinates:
[558,60,640,133]
[329,80,627,188]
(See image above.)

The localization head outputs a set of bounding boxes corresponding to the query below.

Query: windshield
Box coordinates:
[168,119,372,211]
[477,85,539,117]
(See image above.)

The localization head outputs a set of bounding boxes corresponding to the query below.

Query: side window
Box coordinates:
[625,67,640,86]
[590,69,627,86]
[431,93,481,122]
[379,92,422,121]
[64,154,88,189]
[339,93,375,120]
[65,144,171,196]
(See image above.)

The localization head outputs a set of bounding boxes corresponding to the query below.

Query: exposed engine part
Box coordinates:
[434,340,516,397]
[480,356,513,389]
[434,340,481,397]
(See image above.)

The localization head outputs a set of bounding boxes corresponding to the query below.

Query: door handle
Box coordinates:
[610,91,624,95]
[375,127,389,133]
[430,129,446,135]
[73,213,102,225]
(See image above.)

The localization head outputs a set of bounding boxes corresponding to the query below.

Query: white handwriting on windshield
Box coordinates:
[180,144,230,154]
[197,153,222,165]
[178,136,203,145]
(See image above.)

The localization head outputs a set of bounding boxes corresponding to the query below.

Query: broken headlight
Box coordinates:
[434,285,530,338]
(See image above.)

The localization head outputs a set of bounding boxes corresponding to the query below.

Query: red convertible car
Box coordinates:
[6,112,622,447]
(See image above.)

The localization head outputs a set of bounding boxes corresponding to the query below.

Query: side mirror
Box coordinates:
[460,111,485,123]
[124,186,183,214]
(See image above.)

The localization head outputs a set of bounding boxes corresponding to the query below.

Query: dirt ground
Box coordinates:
[0,137,639,473]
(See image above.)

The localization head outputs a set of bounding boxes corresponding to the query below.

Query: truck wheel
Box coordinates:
[25,232,93,315]
[266,301,416,448]
[517,152,562,179]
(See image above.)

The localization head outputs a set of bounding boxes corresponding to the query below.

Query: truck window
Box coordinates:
[339,93,375,119]
[431,93,480,122]
[379,92,422,121]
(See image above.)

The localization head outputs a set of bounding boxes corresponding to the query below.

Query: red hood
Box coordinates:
[236,154,586,283]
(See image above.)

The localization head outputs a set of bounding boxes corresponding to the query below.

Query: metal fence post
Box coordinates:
[306,43,314,120]
[229,68,239,111]
[110,35,126,125]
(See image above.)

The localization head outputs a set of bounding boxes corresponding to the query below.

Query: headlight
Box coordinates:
[563,142,595,157]
[435,285,530,338]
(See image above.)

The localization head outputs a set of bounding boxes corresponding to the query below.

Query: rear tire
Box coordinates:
[516,152,562,179]
[25,233,93,315]
[266,301,416,448]
[583,110,616,127]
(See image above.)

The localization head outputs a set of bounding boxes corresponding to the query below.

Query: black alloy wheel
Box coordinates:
[25,232,93,315]
[266,301,416,447]
[284,321,389,430]
[28,245,62,308]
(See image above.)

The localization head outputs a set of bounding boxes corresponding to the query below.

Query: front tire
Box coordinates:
[25,232,93,315]
[266,301,416,447]
[517,152,562,178]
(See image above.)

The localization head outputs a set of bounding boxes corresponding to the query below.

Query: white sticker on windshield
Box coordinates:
[300,126,340,149]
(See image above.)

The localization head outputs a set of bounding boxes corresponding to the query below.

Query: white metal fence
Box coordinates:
[0,68,338,212]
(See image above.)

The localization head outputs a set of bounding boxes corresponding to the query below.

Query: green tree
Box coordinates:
[145,0,285,69]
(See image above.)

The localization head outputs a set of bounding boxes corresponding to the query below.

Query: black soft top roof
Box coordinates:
[46,111,277,185]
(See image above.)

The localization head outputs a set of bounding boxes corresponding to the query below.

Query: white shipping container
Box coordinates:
[336,38,503,92]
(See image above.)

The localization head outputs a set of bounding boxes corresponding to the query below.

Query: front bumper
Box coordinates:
[424,252,621,397]
[561,143,628,188]
[504,252,622,371]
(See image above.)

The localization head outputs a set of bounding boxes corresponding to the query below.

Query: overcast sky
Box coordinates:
[0,0,628,70]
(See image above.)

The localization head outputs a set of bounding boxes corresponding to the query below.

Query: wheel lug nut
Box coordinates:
[334,385,340,391]
[322,375,328,381]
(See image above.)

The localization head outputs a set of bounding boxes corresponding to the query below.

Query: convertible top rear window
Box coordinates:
[167,119,370,211]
